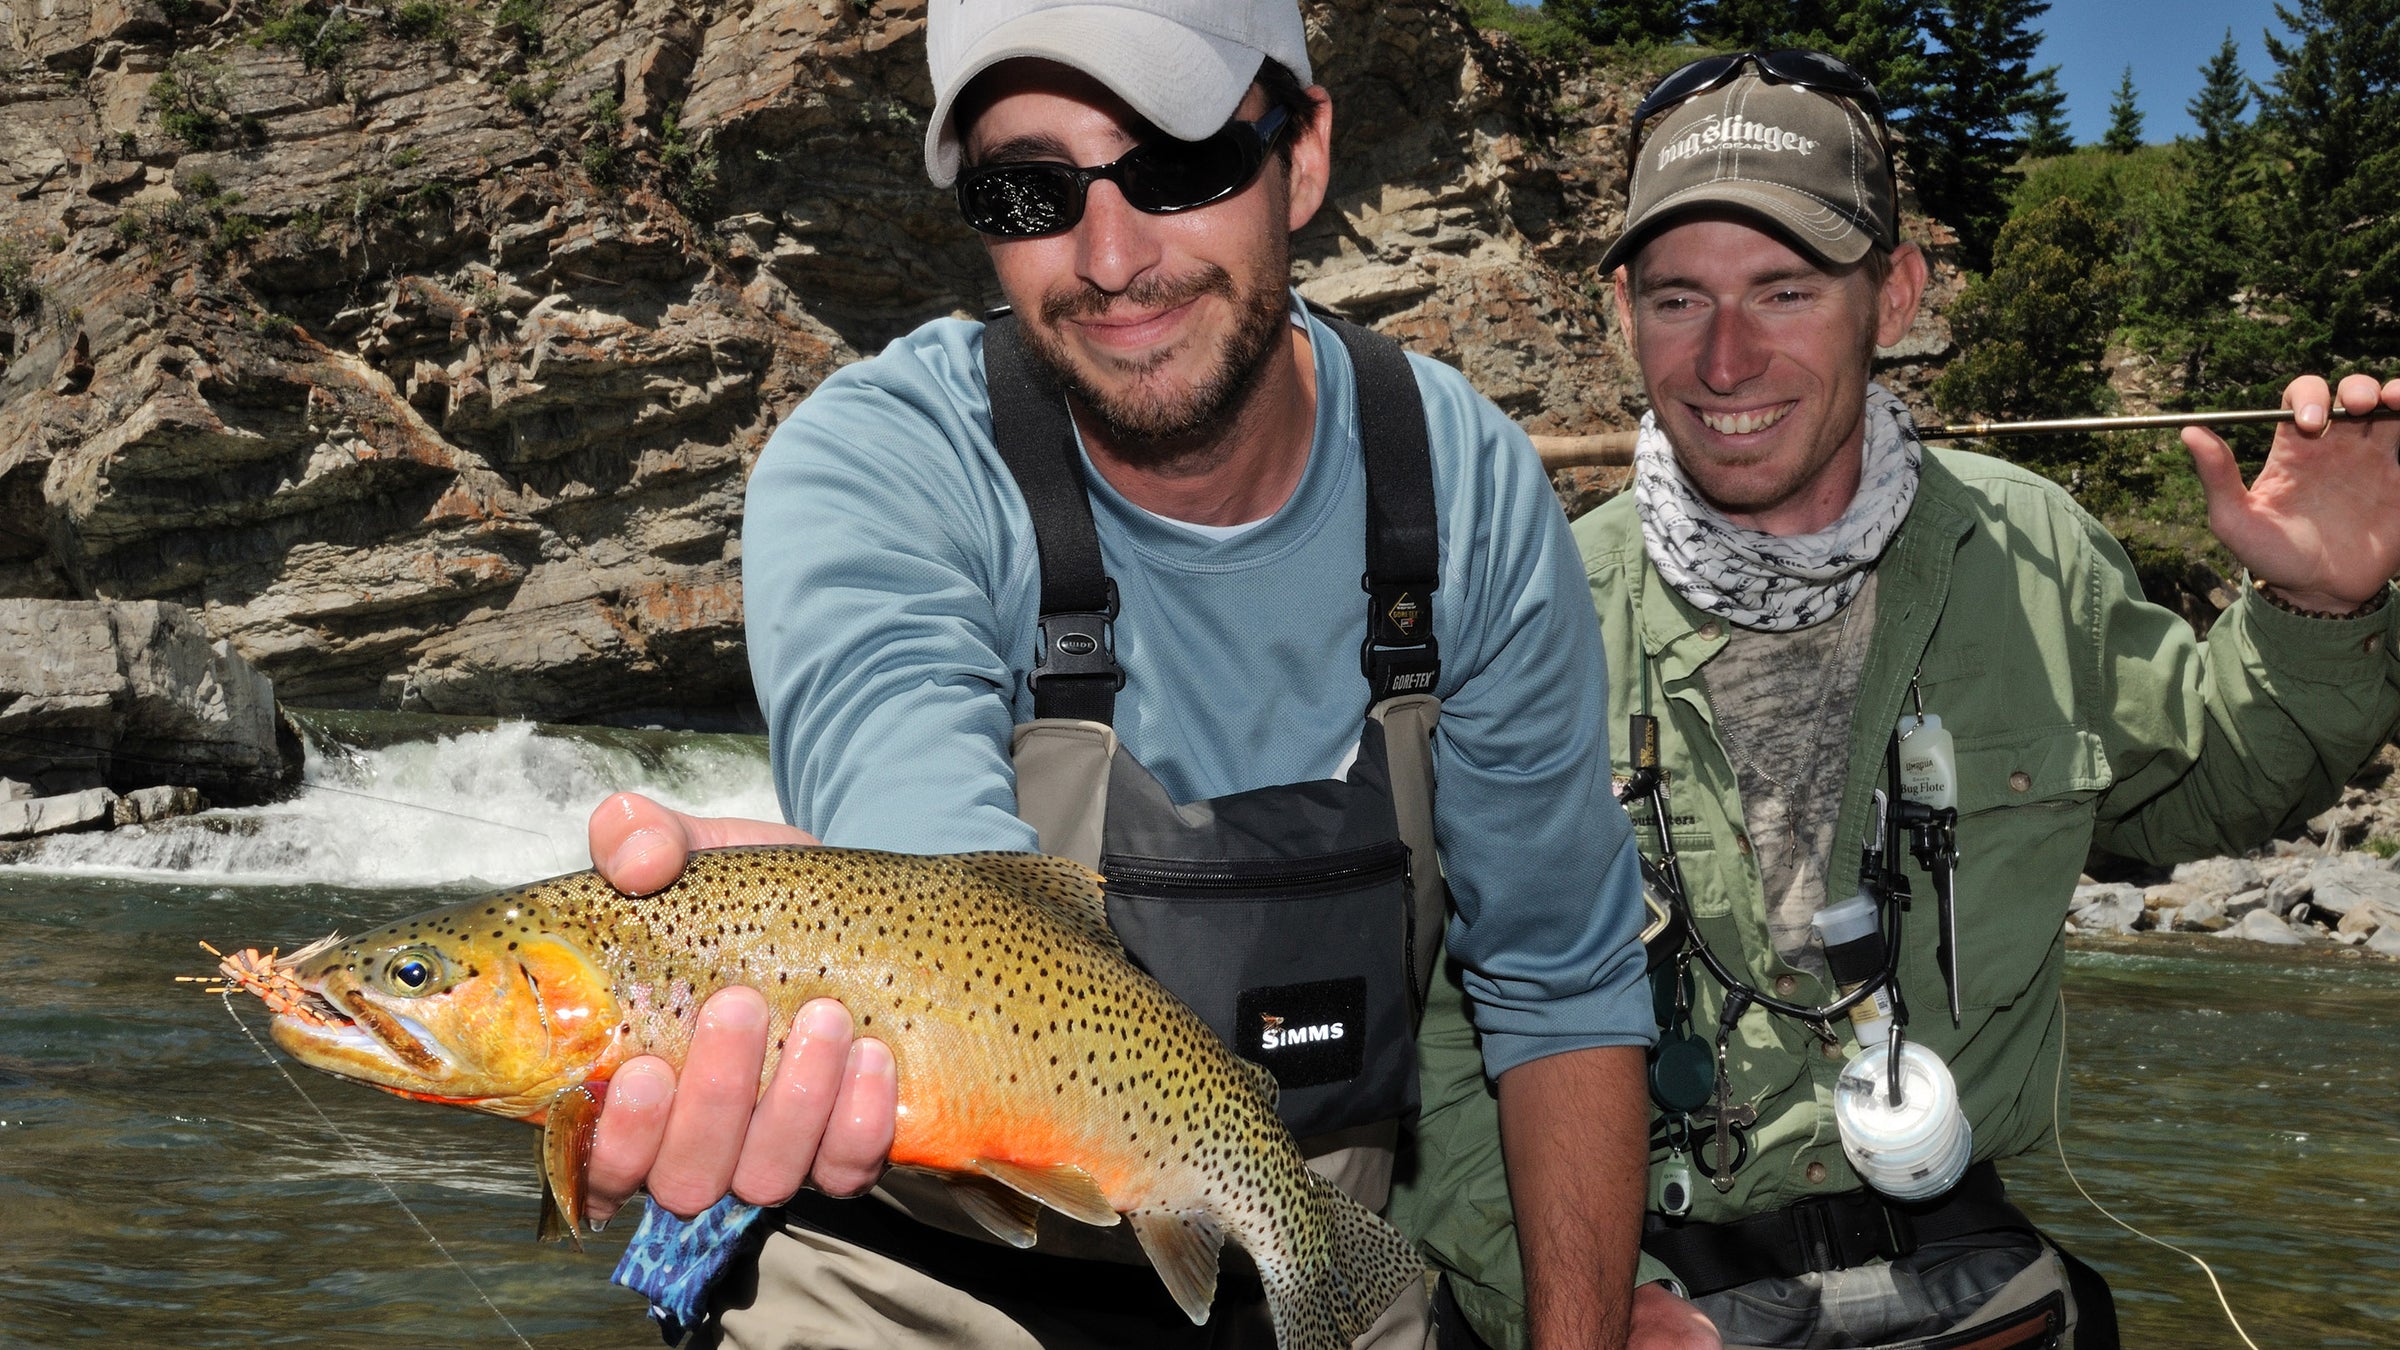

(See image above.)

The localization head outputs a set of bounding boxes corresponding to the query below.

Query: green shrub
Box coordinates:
[256,3,368,70]
[0,237,40,316]
[580,139,620,185]
[494,0,543,50]
[388,0,456,44]
[150,55,233,148]
[660,108,718,216]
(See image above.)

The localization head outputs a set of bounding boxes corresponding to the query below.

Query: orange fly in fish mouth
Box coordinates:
[210,941,460,1090]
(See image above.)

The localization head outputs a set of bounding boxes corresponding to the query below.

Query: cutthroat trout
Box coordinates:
[219,846,1424,1350]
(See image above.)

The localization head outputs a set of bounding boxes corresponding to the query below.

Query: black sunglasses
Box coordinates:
[957,105,1292,239]
[1629,50,1898,233]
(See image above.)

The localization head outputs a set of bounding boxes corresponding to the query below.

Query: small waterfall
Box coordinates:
[1,715,780,888]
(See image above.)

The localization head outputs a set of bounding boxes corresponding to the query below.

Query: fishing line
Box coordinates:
[214,989,539,1350]
[2050,988,2262,1350]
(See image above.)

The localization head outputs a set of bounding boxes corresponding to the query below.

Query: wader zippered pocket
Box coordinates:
[1100,840,1417,1139]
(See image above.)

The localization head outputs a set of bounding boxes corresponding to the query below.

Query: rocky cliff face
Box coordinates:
[0,1,1951,723]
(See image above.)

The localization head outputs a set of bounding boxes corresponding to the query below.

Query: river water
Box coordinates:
[0,716,2395,1347]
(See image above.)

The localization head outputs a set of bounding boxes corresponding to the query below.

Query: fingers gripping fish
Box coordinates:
[213,846,1424,1350]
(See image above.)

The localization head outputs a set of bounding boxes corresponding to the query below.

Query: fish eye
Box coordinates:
[382,949,441,995]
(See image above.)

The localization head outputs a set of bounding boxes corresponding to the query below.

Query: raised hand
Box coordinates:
[2183,372,2400,614]
[579,793,896,1226]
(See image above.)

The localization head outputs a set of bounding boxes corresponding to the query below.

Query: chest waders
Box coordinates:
[786,313,1446,1348]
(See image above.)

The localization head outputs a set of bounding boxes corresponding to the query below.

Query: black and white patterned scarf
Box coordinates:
[1633,383,1923,632]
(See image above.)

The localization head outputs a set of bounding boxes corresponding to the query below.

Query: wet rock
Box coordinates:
[2304,861,2400,920]
[110,783,203,827]
[2071,883,2146,935]
[2264,870,2315,918]
[2168,895,2231,932]
[2170,857,2262,895]
[2218,908,2318,946]
[2336,899,2400,938]
[2223,885,2270,919]
[2368,925,2400,958]
[0,786,117,839]
[0,599,290,804]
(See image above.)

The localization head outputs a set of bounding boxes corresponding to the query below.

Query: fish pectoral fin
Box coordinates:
[970,1158,1120,1229]
[537,1082,605,1251]
[944,1174,1044,1248]
[1236,1056,1280,1109]
[1130,1208,1223,1328]
[952,853,1123,955]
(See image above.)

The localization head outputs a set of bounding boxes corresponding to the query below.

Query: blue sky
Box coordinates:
[2035,0,2291,146]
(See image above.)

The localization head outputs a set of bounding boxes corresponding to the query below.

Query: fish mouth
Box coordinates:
[267,973,458,1083]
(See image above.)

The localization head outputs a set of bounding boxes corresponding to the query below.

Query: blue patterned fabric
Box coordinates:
[611,1196,765,1344]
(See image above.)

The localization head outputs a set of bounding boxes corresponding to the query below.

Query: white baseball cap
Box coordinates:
[922,0,1313,187]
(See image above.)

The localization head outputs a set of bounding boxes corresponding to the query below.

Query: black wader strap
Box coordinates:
[1309,310,1441,702]
[985,313,1124,724]
[985,307,1438,716]
[1642,1161,2039,1298]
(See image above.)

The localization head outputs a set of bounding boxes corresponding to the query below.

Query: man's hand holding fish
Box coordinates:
[579,790,897,1228]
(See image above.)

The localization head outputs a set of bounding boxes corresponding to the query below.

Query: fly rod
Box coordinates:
[1530,405,2400,472]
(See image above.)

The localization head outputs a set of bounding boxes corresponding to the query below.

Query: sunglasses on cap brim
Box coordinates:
[1628,49,1899,240]
[957,105,1292,239]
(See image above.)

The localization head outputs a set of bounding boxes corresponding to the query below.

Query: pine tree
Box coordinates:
[2130,30,2263,400]
[1544,0,1694,44]
[2188,28,2250,148]
[1694,0,1934,122]
[1914,0,2052,272]
[2021,65,2072,157]
[1931,194,2132,499]
[2245,0,2400,403]
[2102,66,2144,152]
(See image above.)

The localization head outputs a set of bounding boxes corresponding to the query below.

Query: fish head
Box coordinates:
[258,896,626,1122]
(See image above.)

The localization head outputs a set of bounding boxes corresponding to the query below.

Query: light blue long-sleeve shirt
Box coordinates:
[740,300,1653,1075]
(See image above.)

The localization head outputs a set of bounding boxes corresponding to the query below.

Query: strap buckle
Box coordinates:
[1031,579,1125,695]
[1362,574,1439,699]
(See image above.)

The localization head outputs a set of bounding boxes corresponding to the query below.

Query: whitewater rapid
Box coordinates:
[0,718,780,888]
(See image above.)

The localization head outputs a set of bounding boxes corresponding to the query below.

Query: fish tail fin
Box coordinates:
[1261,1170,1425,1350]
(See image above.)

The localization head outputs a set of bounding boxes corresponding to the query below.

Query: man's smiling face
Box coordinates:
[960,61,1322,466]
[1616,215,1924,536]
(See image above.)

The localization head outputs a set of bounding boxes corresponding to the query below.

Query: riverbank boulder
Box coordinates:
[0,599,292,812]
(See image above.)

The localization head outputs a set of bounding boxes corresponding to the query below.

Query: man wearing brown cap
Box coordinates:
[1395,50,2400,1350]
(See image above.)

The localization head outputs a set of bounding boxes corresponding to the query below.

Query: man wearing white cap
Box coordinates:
[1395,50,2400,1350]
[571,1,1659,1346]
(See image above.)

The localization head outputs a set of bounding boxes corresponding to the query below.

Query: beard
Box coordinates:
[1018,255,1294,473]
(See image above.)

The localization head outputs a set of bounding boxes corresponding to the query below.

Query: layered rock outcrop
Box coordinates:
[0,598,288,814]
[0,0,1771,722]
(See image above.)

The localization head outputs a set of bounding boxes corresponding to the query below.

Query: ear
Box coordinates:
[1875,243,1928,349]
[1282,87,1333,233]
[1611,264,1636,345]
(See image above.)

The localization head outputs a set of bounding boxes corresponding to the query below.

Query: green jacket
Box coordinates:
[1388,448,2400,1345]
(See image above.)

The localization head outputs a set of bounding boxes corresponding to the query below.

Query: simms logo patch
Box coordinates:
[1655,114,1819,171]
[1236,977,1366,1089]
[1259,1015,1345,1050]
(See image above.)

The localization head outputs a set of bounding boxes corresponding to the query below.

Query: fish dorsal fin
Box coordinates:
[970,1158,1120,1229]
[954,852,1122,955]
[942,1173,1043,1249]
[1130,1208,1224,1327]
[1236,1055,1280,1109]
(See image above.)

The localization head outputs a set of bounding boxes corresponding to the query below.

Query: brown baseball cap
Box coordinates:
[1599,69,1895,275]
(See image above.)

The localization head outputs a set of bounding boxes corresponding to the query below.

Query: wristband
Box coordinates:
[2253,578,2392,620]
